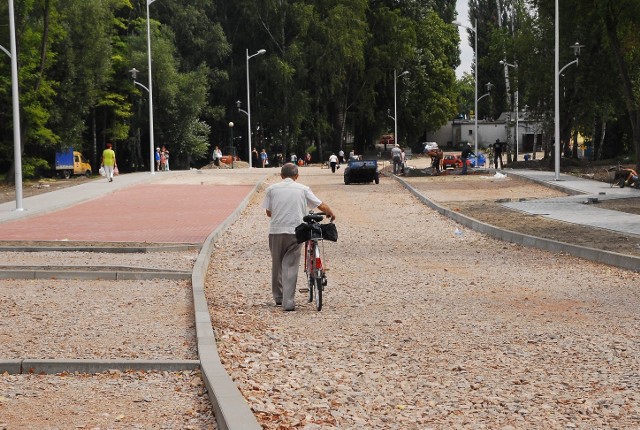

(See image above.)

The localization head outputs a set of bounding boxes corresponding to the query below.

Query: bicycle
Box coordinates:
[298,211,335,311]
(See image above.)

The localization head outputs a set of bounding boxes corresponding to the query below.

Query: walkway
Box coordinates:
[507,170,640,237]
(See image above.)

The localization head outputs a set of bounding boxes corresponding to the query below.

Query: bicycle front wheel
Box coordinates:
[313,276,323,311]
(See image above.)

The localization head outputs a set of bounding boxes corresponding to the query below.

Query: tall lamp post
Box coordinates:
[454,19,478,156]
[393,69,410,147]
[4,0,23,211]
[146,0,157,174]
[244,49,266,168]
[554,40,583,180]
[500,60,518,161]
[228,122,234,169]
[129,68,154,173]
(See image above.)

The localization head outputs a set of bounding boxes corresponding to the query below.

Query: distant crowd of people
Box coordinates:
[155,146,170,171]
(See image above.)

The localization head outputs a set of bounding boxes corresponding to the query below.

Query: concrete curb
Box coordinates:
[0,359,199,374]
[0,269,191,280]
[0,244,199,253]
[395,176,640,272]
[191,176,265,430]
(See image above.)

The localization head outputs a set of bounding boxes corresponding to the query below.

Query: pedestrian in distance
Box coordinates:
[338,149,345,164]
[155,147,161,171]
[461,142,475,175]
[390,144,402,174]
[305,152,312,166]
[212,146,222,167]
[329,153,338,173]
[252,148,259,168]
[262,163,336,311]
[162,146,170,171]
[261,149,269,168]
[101,143,117,182]
[493,139,504,169]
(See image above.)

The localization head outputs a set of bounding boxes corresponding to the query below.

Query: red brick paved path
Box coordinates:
[0,184,254,243]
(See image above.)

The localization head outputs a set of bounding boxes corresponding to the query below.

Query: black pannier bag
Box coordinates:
[320,223,338,242]
[294,222,338,243]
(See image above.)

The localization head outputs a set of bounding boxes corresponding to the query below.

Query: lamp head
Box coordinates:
[571,42,584,57]
[236,100,242,108]
[129,68,139,80]
[257,49,266,55]
[398,70,410,78]
[228,122,234,128]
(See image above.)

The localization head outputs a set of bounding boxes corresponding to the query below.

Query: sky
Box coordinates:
[455,0,474,79]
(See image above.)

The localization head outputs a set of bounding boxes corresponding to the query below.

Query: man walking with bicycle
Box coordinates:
[263,163,336,311]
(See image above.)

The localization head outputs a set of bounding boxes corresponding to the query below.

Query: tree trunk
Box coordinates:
[603,7,640,171]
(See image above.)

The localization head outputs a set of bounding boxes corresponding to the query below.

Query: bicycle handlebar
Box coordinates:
[303,212,325,223]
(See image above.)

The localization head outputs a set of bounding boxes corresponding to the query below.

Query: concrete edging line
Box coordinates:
[0,360,21,374]
[0,244,200,253]
[0,270,191,281]
[191,175,266,430]
[18,359,199,374]
[395,176,640,272]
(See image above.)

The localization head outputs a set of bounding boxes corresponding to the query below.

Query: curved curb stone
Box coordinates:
[191,176,265,430]
[394,176,640,272]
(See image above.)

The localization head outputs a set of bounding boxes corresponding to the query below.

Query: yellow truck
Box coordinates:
[55,148,92,179]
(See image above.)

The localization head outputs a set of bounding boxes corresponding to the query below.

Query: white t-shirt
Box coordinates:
[262,178,322,234]
[329,154,338,163]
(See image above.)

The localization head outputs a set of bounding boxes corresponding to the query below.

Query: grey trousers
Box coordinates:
[269,234,302,310]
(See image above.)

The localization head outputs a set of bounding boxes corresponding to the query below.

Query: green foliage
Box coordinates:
[19,156,50,179]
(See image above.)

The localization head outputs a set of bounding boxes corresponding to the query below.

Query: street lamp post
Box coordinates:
[554,35,583,180]
[245,49,266,168]
[5,0,23,211]
[146,0,156,174]
[228,122,234,169]
[477,82,493,104]
[393,69,409,147]
[129,68,155,173]
[500,60,518,161]
[454,19,478,156]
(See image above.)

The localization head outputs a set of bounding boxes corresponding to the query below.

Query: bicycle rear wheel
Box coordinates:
[306,243,315,303]
[313,276,323,311]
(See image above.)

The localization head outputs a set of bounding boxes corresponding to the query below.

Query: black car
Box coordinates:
[343,160,380,185]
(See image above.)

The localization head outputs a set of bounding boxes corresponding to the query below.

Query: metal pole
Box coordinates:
[515,89,518,161]
[473,18,478,158]
[246,49,252,168]
[394,69,398,147]
[147,0,156,174]
[8,0,23,211]
[554,0,560,180]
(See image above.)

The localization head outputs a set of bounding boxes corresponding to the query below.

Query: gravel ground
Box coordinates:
[206,167,640,429]
[0,279,197,360]
[0,370,216,429]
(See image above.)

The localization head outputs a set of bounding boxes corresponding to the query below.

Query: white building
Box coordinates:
[425,112,543,154]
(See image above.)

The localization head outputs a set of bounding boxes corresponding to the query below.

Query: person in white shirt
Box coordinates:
[390,144,402,174]
[262,163,336,311]
[328,153,338,173]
